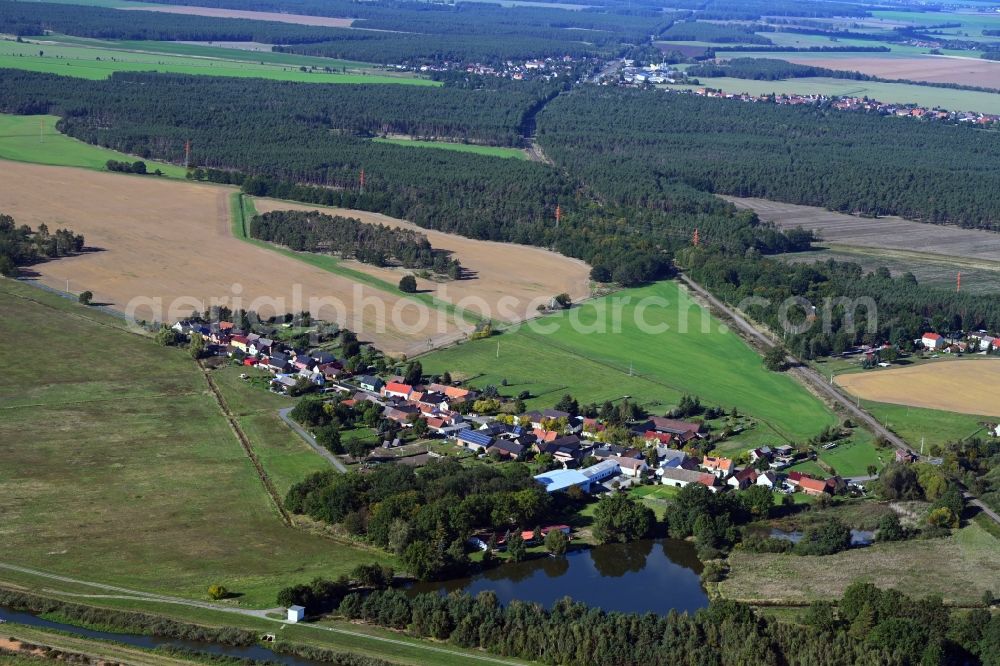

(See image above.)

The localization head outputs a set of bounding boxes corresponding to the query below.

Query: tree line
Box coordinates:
[249,209,461,276]
[0,212,84,277]
[301,581,999,665]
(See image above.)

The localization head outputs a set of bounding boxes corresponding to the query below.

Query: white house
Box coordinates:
[611,456,648,478]
[287,605,305,623]
[922,332,945,350]
[756,471,778,489]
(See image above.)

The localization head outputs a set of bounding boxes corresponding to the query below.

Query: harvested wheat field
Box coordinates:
[835,359,1000,417]
[252,198,593,324]
[0,161,466,355]
[121,5,355,28]
[781,54,1000,88]
[722,196,1000,265]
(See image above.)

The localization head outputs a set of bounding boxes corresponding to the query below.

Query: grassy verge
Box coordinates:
[0,114,186,177]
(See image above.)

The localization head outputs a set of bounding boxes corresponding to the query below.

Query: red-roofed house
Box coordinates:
[799,476,832,496]
[382,382,413,400]
[701,456,734,478]
[727,466,758,490]
[922,332,945,350]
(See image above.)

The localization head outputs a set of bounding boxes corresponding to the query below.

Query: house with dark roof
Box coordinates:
[727,466,758,490]
[457,429,494,452]
[266,352,291,372]
[487,439,525,460]
[357,375,384,393]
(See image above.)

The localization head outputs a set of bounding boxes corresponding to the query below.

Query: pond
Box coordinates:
[408,538,709,615]
[0,607,321,666]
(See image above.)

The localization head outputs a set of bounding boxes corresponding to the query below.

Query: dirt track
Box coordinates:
[121,5,355,28]
[835,359,1000,418]
[252,198,592,323]
[0,161,463,355]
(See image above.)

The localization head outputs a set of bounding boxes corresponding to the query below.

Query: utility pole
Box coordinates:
[555,204,561,229]
[957,271,961,293]
[184,139,191,169]
[359,168,365,195]
[496,340,500,359]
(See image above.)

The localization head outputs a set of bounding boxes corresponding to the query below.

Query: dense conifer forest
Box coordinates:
[538,87,1000,230]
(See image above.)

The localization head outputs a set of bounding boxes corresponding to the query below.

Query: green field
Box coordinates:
[0,114,187,177]
[373,137,527,159]
[860,399,989,450]
[665,76,1000,113]
[0,279,389,608]
[0,37,437,85]
[421,281,837,442]
[815,435,885,478]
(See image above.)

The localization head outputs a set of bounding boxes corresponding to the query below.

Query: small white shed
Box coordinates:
[287,605,305,623]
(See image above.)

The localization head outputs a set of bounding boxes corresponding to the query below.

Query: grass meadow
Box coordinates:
[0,279,390,608]
[721,519,1000,605]
[0,114,187,177]
[372,137,527,159]
[0,38,437,85]
[860,399,989,450]
[421,281,838,443]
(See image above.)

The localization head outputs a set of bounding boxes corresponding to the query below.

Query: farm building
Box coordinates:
[357,375,384,392]
[534,468,592,493]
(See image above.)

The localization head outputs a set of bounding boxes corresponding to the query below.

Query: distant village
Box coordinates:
[606,60,1000,126]
[389,55,584,82]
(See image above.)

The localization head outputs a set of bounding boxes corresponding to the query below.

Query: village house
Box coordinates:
[487,439,525,460]
[457,428,494,452]
[701,456,734,478]
[756,470,779,489]
[660,467,719,492]
[727,466,758,490]
[523,409,572,430]
[921,332,945,350]
[611,455,648,478]
[357,375,384,393]
[381,381,413,400]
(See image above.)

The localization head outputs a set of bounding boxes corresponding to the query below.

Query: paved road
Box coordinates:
[677,275,913,453]
[0,563,522,666]
[278,407,347,473]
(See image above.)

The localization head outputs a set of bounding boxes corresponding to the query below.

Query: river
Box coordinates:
[408,538,709,615]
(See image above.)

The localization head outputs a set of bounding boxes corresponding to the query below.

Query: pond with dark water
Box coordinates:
[409,538,709,615]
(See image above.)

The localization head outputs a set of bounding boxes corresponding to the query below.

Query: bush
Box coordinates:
[207,584,228,600]
[78,290,93,305]
[794,518,852,556]
[398,275,417,293]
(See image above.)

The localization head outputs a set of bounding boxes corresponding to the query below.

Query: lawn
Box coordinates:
[0,114,187,177]
[720,520,1000,606]
[0,279,390,608]
[663,76,1000,114]
[815,432,886,478]
[861,399,989,450]
[372,137,527,159]
[0,38,438,85]
[421,281,837,442]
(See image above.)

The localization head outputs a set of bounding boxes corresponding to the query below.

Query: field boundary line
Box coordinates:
[197,361,291,526]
